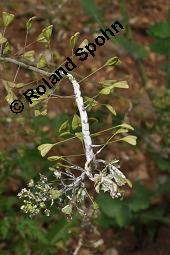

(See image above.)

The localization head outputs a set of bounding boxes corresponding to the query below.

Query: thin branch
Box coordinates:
[0,56,52,76]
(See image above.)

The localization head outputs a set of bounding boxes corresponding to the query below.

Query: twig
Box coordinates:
[0,56,52,76]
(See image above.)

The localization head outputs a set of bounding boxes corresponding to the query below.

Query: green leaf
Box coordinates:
[119,135,137,145]
[112,81,129,89]
[3,41,12,55]
[127,183,152,212]
[126,178,132,188]
[37,54,48,68]
[100,81,128,95]
[59,120,70,133]
[79,0,101,23]
[150,39,169,56]
[148,21,170,39]
[37,25,53,43]
[100,86,113,95]
[104,56,119,66]
[62,204,72,215]
[2,12,15,27]
[15,82,28,88]
[116,36,148,60]
[85,97,98,110]
[26,16,36,30]
[70,32,80,49]
[104,104,116,115]
[22,50,35,62]
[97,194,132,227]
[115,128,128,134]
[0,32,7,44]
[38,143,55,157]
[47,156,64,161]
[119,123,134,130]
[72,114,81,130]
[34,108,47,116]
[100,80,116,87]
[3,80,17,104]
[75,132,83,142]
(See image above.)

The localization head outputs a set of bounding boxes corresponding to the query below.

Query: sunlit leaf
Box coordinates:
[47,156,64,161]
[26,16,36,30]
[3,80,17,104]
[115,128,128,134]
[104,104,116,115]
[70,32,80,49]
[3,41,12,55]
[59,120,70,133]
[38,143,55,157]
[22,50,35,62]
[105,57,119,66]
[72,114,81,130]
[119,135,137,145]
[0,32,7,44]
[75,132,83,142]
[34,108,47,116]
[36,54,48,68]
[37,25,53,43]
[113,81,129,89]
[2,12,15,27]
[100,86,113,95]
[120,123,134,131]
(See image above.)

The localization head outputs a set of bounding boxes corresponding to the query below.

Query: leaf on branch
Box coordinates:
[0,33,7,44]
[26,16,37,31]
[104,104,116,115]
[3,41,12,55]
[72,114,81,130]
[3,80,17,104]
[112,81,129,89]
[59,120,70,133]
[2,12,15,27]
[47,156,64,161]
[119,123,134,131]
[70,32,80,49]
[85,97,98,111]
[99,87,113,95]
[34,108,47,117]
[36,54,48,68]
[37,25,53,43]
[75,132,83,142]
[115,128,129,134]
[104,56,119,66]
[38,143,55,157]
[119,135,137,145]
[22,50,35,62]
